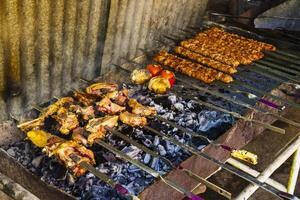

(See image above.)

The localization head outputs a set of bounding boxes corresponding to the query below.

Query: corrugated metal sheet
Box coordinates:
[101,0,208,74]
[0,0,110,121]
[0,0,207,121]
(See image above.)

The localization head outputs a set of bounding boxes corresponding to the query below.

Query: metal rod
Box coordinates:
[107,127,231,199]
[256,60,300,75]
[252,63,300,84]
[264,51,300,66]
[175,93,285,134]
[287,147,300,194]
[155,37,300,109]
[227,158,287,192]
[80,75,258,165]
[94,139,202,200]
[71,155,139,200]
[234,136,300,200]
[29,105,198,199]
[231,79,300,110]
[275,50,300,61]
[143,126,297,200]
[113,63,294,131]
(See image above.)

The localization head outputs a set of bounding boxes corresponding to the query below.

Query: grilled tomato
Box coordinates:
[148,76,171,94]
[146,64,162,77]
[131,69,152,84]
[160,70,175,86]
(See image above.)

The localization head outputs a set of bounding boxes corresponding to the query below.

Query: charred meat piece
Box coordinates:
[44,140,96,176]
[85,116,119,144]
[96,97,125,115]
[128,99,157,118]
[86,83,118,97]
[70,105,95,121]
[72,127,88,146]
[53,107,79,135]
[73,90,97,106]
[119,111,147,127]
[105,89,129,106]
[26,130,95,177]
[41,97,74,118]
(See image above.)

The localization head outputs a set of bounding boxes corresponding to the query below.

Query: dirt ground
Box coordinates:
[201,107,300,199]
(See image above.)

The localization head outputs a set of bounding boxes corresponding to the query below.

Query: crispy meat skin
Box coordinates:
[53,107,79,135]
[128,99,157,118]
[174,46,237,74]
[119,111,147,127]
[27,130,95,177]
[96,97,125,115]
[70,105,95,120]
[44,140,96,176]
[154,51,233,83]
[73,91,97,106]
[105,89,129,106]
[85,116,119,144]
[72,127,88,146]
[86,83,118,96]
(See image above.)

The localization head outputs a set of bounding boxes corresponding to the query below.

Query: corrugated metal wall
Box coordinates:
[101,0,208,74]
[0,0,208,121]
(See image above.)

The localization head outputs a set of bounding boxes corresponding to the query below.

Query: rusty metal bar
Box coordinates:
[143,126,297,200]
[106,127,232,199]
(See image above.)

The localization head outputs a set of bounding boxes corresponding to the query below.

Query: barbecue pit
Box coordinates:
[0,1,300,200]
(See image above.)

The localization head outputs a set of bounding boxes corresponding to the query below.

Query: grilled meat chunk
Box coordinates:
[85,116,119,144]
[26,130,95,176]
[41,97,74,118]
[86,83,118,97]
[105,89,129,106]
[119,111,147,127]
[73,90,97,106]
[128,99,157,118]
[53,107,79,135]
[96,97,125,115]
[43,140,95,176]
[70,105,95,121]
[72,127,88,146]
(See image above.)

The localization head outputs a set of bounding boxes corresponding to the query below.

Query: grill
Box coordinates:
[0,1,300,200]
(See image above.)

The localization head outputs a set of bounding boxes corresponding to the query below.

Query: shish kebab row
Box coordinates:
[147,27,276,84]
[18,82,257,179]
[18,83,157,177]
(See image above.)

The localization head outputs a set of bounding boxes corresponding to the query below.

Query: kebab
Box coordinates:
[174,46,237,74]
[26,129,96,176]
[154,51,233,83]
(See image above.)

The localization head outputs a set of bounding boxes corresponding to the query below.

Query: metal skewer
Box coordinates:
[94,139,203,200]
[106,127,232,199]
[12,115,139,200]
[118,61,300,129]
[143,126,299,200]
[162,34,300,85]
[78,78,259,165]
[29,104,202,200]
[153,37,300,109]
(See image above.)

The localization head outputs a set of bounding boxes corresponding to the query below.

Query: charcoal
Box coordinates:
[157,145,167,156]
[168,95,177,104]
[153,136,160,146]
[31,155,45,168]
[143,153,151,164]
[121,146,141,159]
[7,147,16,157]
[173,103,184,111]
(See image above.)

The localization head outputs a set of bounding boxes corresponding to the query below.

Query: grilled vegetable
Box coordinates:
[231,149,258,165]
[131,69,152,84]
[146,64,162,76]
[148,76,171,94]
[26,130,53,148]
[160,70,175,86]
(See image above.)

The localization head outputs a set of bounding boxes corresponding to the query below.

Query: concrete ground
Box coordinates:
[202,107,300,199]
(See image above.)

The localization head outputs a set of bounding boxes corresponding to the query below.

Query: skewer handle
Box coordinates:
[258,99,280,109]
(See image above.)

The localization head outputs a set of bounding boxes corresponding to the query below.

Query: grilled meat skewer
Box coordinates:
[154,51,233,83]
[86,83,118,97]
[128,99,157,118]
[174,46,237,74]
[26,129,96,176]
[96,97,126,115]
